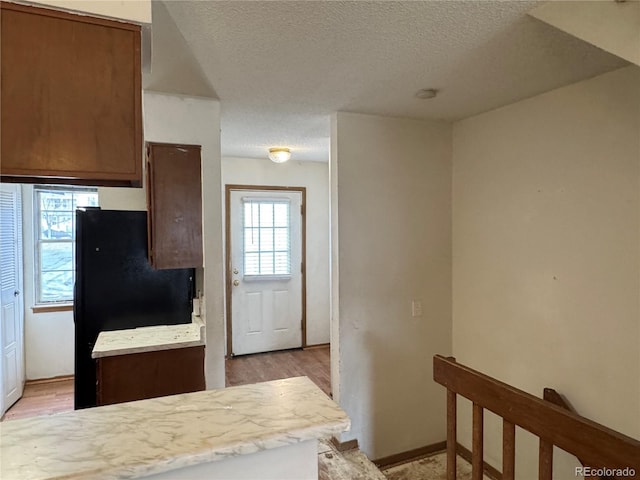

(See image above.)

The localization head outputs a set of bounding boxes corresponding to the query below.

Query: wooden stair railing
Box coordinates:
[433,355,640,480]
[541,388,611,480]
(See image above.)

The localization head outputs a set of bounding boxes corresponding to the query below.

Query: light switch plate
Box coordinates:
[412,300,423,317]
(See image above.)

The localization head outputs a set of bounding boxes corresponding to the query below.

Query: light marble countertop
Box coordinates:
[91,315,205,358]
[0,376,350,480]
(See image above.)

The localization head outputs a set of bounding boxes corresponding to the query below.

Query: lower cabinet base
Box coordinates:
[96,346,205,406]
[140,439,318,480]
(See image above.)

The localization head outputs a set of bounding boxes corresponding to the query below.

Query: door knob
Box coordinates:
[233,268,238,274]
[14,290,20,296]
[233,280,240,287]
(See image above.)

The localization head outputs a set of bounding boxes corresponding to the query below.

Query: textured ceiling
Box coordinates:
[161,0,627,162]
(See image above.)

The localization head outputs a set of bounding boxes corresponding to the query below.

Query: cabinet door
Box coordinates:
[96,346,206,406]
[147,143,203,269]
[0,2,142,187]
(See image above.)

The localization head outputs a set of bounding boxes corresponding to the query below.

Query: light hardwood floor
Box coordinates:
[3,347,331,421]
[3,347,386,478]
[2,376,74,421]
[226,346,331,396]
[2,347,472,480]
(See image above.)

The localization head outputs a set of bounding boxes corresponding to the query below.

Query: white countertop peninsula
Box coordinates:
[0,376,350,480]
[91,315,205,358]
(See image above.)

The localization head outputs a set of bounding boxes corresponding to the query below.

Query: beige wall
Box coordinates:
[140,91,225,389]
[20,185,75,380]
[529,1,640,67]
[25,0,151,23]
[452,66,640,478]
[23,180,142,380]
[221,157,330,346]
[22,178,141,380]
[331,112,452,459]
[24,91,225,388]
[98,186,146,211]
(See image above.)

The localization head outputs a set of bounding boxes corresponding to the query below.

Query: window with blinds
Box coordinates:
[243,198,291,277]
[35,186,98,303]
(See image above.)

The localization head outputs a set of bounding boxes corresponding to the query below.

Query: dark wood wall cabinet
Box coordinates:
[96,346,206,406]
[0,2,142,187]
[147,143,203,269]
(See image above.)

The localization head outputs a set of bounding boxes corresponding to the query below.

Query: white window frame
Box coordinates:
[33,185,98,305]
[242,197,292,279]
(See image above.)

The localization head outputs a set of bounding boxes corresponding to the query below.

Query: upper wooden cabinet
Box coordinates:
[0,2,142,187]
[146,143,203,269]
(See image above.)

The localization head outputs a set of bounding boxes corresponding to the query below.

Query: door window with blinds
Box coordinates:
[243,198,291,278]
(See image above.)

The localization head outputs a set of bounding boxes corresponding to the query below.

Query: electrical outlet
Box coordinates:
[412,300,423,317]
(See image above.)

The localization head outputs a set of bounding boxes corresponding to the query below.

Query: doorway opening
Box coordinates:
[224,184,329,394]
[225,185,307,356]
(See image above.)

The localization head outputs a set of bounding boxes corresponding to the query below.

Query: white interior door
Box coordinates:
[0,184,25,415]
[230,190,303,356]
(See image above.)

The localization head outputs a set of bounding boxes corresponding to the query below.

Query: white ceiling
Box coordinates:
[143,1,217,98]
[157,0,627,162]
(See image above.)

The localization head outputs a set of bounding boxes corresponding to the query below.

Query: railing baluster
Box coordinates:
[472,403,483,480]
[503,419,516,480]
[539,389,556,480]
[447,389,457,480]
[542,388,605,479]
[539,438,553,480]
[434,355,640,478]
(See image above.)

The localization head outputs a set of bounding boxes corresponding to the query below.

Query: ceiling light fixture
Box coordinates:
[415,88,439,99]
[268,147,291,163]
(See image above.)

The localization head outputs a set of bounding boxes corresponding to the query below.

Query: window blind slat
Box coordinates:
[34,186,98,303]
[242,198,291,276]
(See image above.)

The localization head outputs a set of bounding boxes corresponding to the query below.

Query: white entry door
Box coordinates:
[229,189,303,356]
[0,184,25,416]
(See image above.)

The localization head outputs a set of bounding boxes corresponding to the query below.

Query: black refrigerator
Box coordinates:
[74,208,194,409]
